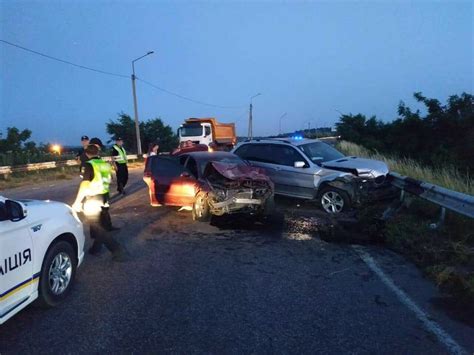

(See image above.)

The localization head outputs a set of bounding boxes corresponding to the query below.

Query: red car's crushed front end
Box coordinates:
[143,153,274,218]
[203,161,274,216]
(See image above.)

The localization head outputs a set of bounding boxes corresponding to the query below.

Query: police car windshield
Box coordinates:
[299,142,345,163]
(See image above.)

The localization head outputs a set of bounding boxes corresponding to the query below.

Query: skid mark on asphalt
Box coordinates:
[353,245,467,355]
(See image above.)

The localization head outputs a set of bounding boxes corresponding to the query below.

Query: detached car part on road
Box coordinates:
[0,196,85,325]
[232,138,391,213]
[143,152,274,221]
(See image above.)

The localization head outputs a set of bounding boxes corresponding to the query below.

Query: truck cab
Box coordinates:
[178,118,236,150]
[178,122,213,147]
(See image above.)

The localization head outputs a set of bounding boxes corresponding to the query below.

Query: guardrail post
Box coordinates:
[429,207,446,230]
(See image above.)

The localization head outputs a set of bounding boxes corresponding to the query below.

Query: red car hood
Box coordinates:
[204,161,273,186]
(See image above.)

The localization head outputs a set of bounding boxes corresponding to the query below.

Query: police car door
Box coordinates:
[0,199,34,321]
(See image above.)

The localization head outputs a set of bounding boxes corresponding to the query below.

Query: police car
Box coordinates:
[0,196,85,325]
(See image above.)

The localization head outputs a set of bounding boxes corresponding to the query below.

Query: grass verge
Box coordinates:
[336,140,474,311]
[383,200,474,303]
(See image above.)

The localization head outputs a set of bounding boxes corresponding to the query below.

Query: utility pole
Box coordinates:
[248,102,253,139]
[278,112,287,135]
[248,93,261,140]
[131,73,141,155]
[131,51,154,155]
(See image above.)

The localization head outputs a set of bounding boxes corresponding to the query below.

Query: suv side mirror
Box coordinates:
[294,161,306,168]
[5,200,26,221]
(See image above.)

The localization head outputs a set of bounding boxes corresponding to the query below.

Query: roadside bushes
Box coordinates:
[336,140,473,194]
[336,92,474,175]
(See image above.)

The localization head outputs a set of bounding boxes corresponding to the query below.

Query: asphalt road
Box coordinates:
[1,168,473,354]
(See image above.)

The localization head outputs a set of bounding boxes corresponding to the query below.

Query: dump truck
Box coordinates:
[177,118,237,150]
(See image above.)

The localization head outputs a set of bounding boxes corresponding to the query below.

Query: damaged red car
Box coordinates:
[143,151,274,221]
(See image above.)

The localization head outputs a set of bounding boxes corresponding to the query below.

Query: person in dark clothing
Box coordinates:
[76,135,89,174]
[72,144,126,262]
[112,137,128,194]
[147,142,159,156]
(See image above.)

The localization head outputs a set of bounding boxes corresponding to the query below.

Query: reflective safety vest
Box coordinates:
[113,145,127,164]
[87,159,112,195]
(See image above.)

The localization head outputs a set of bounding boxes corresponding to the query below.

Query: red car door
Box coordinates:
[147,157,197,207]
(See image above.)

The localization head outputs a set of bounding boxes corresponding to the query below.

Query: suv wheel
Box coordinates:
[318,187,350,214]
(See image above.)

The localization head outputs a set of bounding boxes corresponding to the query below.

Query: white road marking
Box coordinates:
[352,245,467,355]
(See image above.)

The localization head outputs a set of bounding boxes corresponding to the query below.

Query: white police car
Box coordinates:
[0,196,85,325]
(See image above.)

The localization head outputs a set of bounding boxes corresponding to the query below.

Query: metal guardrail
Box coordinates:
[389,172,474,219]
[0,155,139,176]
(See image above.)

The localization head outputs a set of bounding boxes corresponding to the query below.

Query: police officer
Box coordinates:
[112,137,128,194]
[72,143,126,262]
[76,135,89,174]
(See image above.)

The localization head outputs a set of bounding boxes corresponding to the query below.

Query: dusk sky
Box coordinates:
[1,0,472,145]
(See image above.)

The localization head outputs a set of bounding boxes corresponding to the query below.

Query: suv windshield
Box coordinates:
[179,125,203,137]
[299,142,345,163]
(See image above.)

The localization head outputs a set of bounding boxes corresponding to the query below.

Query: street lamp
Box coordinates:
[248,93,261,140]
[278,112,287,135]
[131,51,154,156]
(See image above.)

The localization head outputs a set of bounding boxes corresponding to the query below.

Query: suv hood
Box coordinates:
[321,156,389,178]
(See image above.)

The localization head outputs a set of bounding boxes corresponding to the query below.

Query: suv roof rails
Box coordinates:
[243,138,293,144]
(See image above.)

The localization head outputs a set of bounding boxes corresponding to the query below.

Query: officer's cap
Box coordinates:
[89,137,104,148]
[81,135,89,141]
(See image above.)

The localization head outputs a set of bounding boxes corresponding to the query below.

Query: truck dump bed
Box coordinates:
[186,118,236,145]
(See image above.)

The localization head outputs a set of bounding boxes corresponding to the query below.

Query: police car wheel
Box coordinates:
[38,241,77,308]
[192,192,211,222]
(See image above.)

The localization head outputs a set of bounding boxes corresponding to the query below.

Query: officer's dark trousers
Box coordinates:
[88,207,121,254]
[116,163,128,193]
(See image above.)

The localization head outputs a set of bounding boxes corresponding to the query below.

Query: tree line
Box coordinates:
[0,114,178,166]
[335,92,474,173]
[106,113,178,153]
[0,127,56,166]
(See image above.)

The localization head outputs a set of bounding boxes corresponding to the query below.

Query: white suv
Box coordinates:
[0,196,85,324]
[232,138,389,213]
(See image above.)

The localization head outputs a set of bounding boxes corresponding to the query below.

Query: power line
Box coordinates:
[1,39,247,109]
[136,77,246,109]
[234,110,249,122]
[0,39,129,78]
